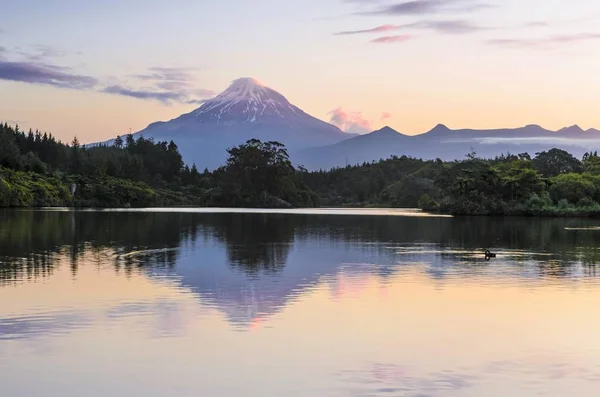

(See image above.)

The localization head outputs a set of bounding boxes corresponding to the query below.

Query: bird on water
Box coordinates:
[484,250,496,260]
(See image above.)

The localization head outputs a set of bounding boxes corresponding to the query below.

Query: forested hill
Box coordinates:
[3,122,600,217]
[0,123,317,208]
[299,148,600,217]
[0,123,193,183]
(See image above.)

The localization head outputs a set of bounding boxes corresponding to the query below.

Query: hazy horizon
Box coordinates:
[1,0,600,143]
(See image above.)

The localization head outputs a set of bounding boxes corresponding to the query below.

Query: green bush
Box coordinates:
[549,173,596,204]
[577,197,597,208]
[417,193,439,211]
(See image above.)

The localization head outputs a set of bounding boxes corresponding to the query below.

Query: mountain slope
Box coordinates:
[294,124,600,170]
[102,77,352,170]
[290,126,412,169]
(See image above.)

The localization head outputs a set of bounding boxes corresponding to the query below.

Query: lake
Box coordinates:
[1,208,600,397]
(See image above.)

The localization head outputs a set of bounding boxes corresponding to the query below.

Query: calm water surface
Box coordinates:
[1,208,600,396]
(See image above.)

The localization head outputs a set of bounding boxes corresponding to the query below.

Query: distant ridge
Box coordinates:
[558,125,584,134]
[292,123,600,170]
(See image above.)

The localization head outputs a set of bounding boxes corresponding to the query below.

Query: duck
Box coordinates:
[484,250,496,260]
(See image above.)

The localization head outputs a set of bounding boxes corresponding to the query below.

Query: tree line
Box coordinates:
[0,122,199,185]
[2,121,600,216]
[299,147,600,216]
[0,123,315,208]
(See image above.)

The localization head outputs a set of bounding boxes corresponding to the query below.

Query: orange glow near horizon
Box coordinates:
[3,68,600,145]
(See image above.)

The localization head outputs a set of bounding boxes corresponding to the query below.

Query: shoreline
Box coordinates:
[4,205,600,220]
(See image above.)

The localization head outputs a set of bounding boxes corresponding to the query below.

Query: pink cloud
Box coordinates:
[372,24,402,33]
[334,24,402,35]
[329,107,372,134]
[370,35,412,43]
[381,112,392,120]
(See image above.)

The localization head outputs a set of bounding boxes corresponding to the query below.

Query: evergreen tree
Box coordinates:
[114,135,123,148]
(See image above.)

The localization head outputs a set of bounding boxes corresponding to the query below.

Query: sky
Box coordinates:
[1,0,600,143]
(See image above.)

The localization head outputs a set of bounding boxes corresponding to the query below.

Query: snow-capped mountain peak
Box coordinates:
[105,76,351,170]
[193,77,297,123]
[211,77,271,102]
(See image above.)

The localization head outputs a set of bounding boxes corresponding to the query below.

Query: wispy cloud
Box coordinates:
[119,67,215,104]
[370,35,413,43]
[31,45,68,59]
[550,33,600,43]
[134,67,193,84]
[335,20,487,37]
[487,39,538,48]
[193,88,215,97]
[335,24,401,35]
[0,46,213,104]
[488,33,600,49]
[355,0,492,16]
[0,48,96,91]
[101,86,188,103]
[102,85,215,105]
[329,107,372,134]
[516,15,600,30]
[13,45,82,62]
[412,20,486,33]
[0,60,97,90]
[381,112,392,120]
[0,46,210,105]
[523,21,549,28]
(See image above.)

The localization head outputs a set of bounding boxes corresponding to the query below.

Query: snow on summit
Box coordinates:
[193,77,302,124]
[208,77,269,103]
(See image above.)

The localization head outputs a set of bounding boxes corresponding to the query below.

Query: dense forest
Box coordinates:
[300,147,600,217]
[0,123,317,208]
[2,121,600,216]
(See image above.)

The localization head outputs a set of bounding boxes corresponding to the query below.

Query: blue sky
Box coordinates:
[1,0,600,142]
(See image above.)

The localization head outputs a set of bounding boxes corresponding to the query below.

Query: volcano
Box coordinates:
[111,77,351,170]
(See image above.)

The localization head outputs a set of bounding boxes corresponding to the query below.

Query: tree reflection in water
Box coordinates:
[1,209,600,284]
